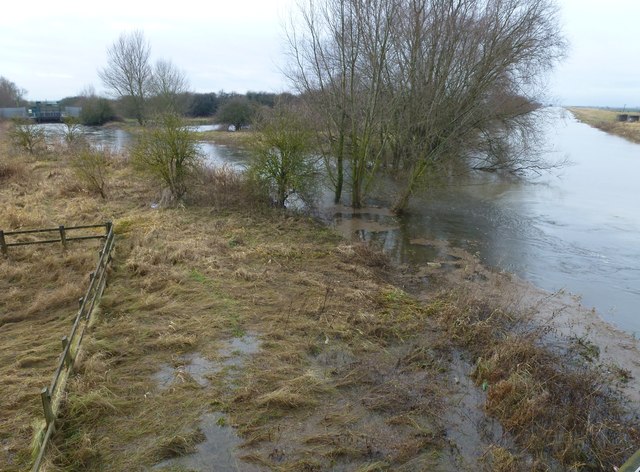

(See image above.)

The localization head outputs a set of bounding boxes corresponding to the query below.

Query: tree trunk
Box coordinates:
[334,130,345,204]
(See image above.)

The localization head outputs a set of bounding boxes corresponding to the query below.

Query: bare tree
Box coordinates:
[148,59,190,114]
[99,30,152,125]
[386,0,566,212]
[286,0,397,208]
[287,0,566,212]
[0,76,26,107]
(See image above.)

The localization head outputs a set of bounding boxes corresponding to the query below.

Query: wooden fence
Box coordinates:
[0,223,110,255]
[1,223,115,471]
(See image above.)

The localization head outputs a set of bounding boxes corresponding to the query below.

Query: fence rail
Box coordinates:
[3,222,116,472]
[0,223,108,255]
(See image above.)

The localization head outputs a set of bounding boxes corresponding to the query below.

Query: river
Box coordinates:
[38,110,640,335]
[333,108,640,336]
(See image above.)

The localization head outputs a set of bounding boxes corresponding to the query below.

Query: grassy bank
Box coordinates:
[1,121,639,471]
[568,107,640,143]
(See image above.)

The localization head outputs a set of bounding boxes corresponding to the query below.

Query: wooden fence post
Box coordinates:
[40,387,55,426]
[0,230,6,256]
[59,225,67,248]
[61,336,72,368]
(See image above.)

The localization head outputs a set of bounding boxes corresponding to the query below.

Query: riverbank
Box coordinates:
[1,123,639,471]
[568,106,640,143]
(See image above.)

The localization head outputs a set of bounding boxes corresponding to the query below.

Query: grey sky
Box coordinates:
[552,0,640,107]
[1,0,638,106]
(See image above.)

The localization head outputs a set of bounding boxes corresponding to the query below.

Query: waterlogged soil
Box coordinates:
[153,334,260,391]
[4,123,639,471]
[154,413,261,472]
[334,205,640,407]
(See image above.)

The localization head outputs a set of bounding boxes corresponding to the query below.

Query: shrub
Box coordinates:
[8,119,45,154]
[80,97,116,126]
[248,104,319,208]
[131,113,202,202]
[69,145,110,198]
[62,116,84,146]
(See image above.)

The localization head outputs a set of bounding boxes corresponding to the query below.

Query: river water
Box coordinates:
[334,108,640,335]
[38,111,640,334]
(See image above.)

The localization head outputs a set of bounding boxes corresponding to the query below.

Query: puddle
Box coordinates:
[218,334,260,369]
[153,334,260,390]
[152,353,216,390]
[154,413,261,472]
[440,351,512,469]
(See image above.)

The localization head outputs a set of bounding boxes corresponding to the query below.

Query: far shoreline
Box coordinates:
[568,106,640,143]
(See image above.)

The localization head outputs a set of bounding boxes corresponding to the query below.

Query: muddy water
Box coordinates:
[154,413,261,472]
[151,334,260,470]
[330,108,640,336]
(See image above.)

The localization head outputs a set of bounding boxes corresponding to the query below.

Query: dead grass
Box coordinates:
[189,163,268,209]
[0,244,102,470]
[1,123,638,472]
[569,106,640,143]
[430,291,640,470]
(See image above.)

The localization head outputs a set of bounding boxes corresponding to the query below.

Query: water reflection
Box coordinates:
[197,142,247,171]
[35,123,249,167]
[331,108,640,334]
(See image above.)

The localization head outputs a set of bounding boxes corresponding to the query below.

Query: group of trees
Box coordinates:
[98,30,189,124]
[3,0,566,213]
[286,0,566,212]
[96,30,286,128]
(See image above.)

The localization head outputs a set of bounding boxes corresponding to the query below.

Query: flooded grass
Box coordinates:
[427,289,640,470]
[2,123,639,471]
[154,413,260,471]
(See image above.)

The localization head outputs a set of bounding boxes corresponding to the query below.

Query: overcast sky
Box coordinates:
[1,0,639,107]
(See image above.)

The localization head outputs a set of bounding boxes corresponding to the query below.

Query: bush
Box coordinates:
[80,97,116,126]
[248,104,319,208]
[131,113,202,202]
[8,119,45,154]
[69,145,110,198]
[62,116,84,146]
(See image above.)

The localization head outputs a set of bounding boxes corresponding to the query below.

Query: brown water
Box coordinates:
[329,108,640,336]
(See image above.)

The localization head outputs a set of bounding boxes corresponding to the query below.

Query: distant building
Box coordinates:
[28,101,62,122]
[0,107,28,119]
[0,103,81,122]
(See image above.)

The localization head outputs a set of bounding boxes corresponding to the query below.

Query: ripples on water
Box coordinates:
[347,108,640,334]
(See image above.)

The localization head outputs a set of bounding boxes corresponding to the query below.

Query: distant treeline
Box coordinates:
[56,91,293,126]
